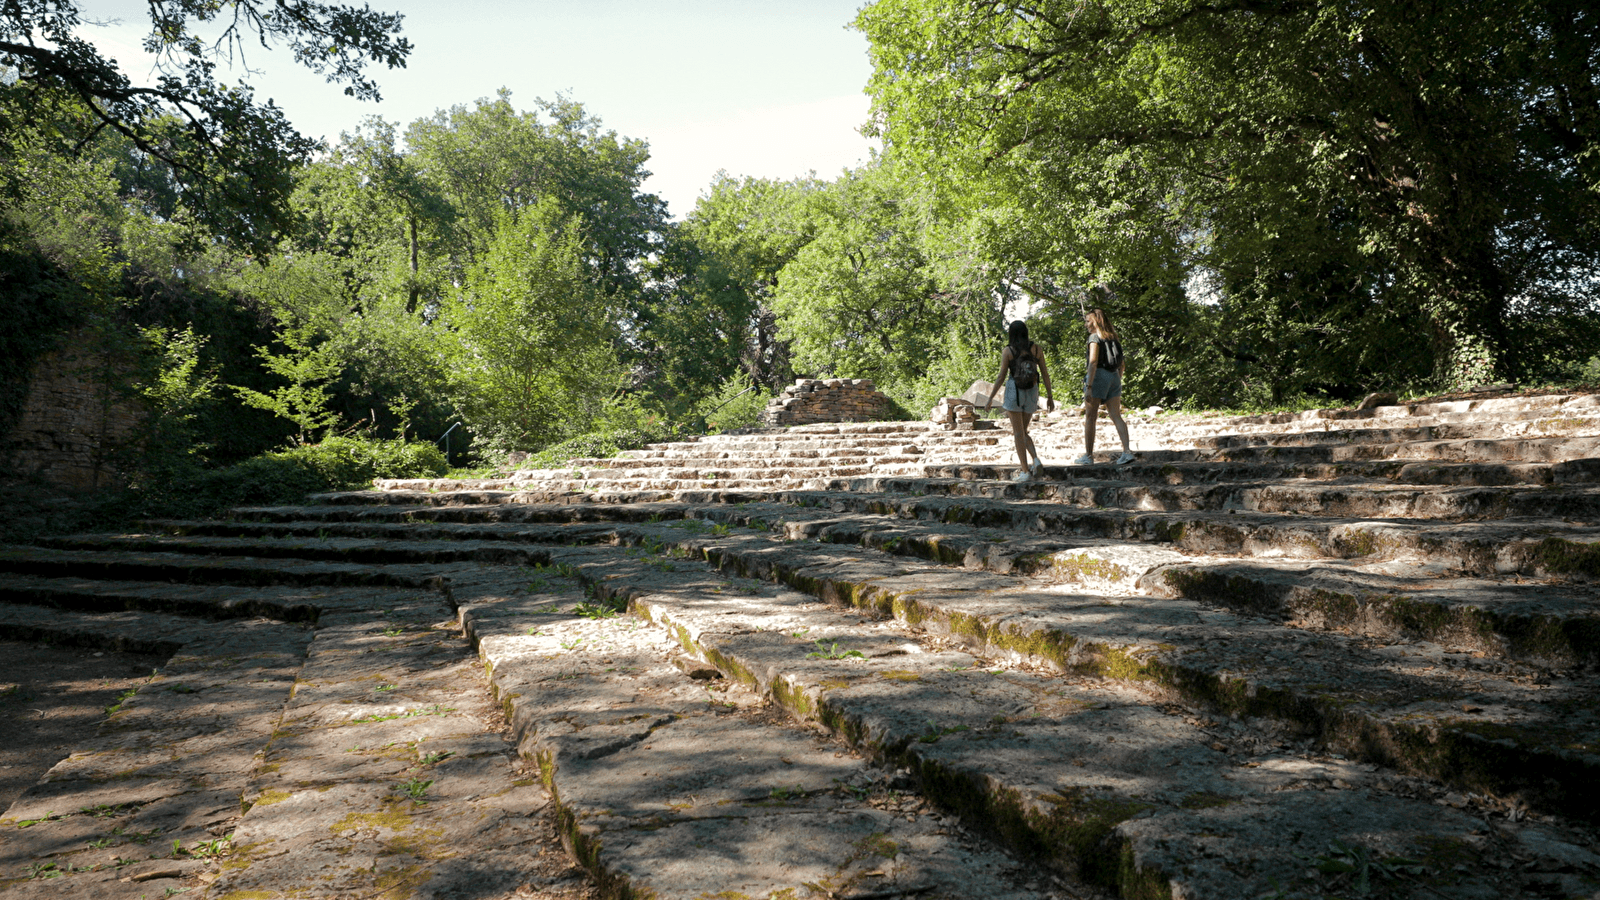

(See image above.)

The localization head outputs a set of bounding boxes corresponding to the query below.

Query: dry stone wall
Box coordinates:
[1,331,144,490]
[762,378,893,427]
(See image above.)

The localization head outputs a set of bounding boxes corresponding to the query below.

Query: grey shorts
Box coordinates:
[1003,379,1039,414]
[1087,369,1122,401]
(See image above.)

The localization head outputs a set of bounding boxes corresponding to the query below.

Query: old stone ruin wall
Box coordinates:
[2,330,145,491]
[762,378,893,427]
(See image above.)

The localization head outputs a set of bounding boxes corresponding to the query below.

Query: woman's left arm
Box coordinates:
[1036,344,1055,412]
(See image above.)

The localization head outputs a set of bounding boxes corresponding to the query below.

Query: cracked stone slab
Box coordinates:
[562,544,1600,899]
[209,603,553,900]
[0,620,308,897]
[451,568,1053,900]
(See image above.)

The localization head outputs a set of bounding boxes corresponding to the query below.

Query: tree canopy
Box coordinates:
[1,0,412,247]
[856,0,1600,390]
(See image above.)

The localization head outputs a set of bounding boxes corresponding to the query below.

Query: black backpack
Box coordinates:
[1097,337,1123,372]
[1011,343,1039,390]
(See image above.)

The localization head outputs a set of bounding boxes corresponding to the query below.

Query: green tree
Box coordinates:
[857,0,1600,390]
[772,163,948,386]
[1,0,411,248]
[404,90,666,299]
[441,199,621,454]
[643,173,821,409]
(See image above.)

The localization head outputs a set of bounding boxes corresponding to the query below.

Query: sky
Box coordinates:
[78,0,880,218]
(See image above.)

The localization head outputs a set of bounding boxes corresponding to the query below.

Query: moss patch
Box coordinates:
[1533,537,1600,579]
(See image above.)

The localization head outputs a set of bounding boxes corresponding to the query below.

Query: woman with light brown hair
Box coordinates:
[1075,307,1134,466]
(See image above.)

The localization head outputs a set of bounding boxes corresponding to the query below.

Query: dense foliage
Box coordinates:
[855,0,1600,394]
[3,0,1598,512]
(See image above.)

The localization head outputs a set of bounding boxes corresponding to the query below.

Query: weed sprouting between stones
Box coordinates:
[574,601,620,620]
[104,688,138,716]
[806,641,865,660]
[396,777,433,803]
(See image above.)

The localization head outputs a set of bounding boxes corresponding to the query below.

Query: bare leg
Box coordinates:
[1006,410,1035,468]
[1105,397,1131,452]
[1082,398,1101,455]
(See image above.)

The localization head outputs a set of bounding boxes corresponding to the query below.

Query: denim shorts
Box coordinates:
[1087,369,1122,401]
[1003,378,1039,414]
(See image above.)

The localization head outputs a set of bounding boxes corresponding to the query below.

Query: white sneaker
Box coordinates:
[1030,459,1043,478]
[1011,469,1031,482]
[1115,451,1136,465]
[1072,453,1094,466]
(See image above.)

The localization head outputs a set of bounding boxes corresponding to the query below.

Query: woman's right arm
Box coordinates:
[1084,340,1100,400]
[984,348,1011,409]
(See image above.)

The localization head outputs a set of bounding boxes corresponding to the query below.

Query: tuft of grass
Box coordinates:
[805,641,865,660]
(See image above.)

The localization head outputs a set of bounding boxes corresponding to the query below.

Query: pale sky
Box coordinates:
[79,1,879,218]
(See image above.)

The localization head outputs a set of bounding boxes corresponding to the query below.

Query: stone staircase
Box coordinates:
[3,392,1599,899]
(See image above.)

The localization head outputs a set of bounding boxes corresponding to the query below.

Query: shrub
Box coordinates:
[693,373,772,432]
[520,425,673,471]
[137,436,446,518]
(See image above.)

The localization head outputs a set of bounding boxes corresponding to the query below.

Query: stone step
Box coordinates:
[221,496,1600,583]
[38,532,548,567]
[1193,418,1600,449]
[440,522,1600,820]
[167,504,1600,669]
[0,614,309,897]
[486,541,1596,900]
[205,595,566,899]
[903,456,1600,487]
[447,561,1054,899]
[201,496,1600,820]
[0,546,452,591]
[358,471,1600,522]
[823,475,1600,520]
[0,567,463,624]
[0,600,235,657]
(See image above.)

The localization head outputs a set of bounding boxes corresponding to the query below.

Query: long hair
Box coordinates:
[1007,320,1030,355]
[1085,308,1118,340]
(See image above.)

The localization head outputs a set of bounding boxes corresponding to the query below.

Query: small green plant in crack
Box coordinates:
[81,803,123,818]
[1292,838,1428,898]
[917,720,971,744]
[26,862,62,879]
[382,626,406,637]
[165,683,197,694]
[374,683,395,693]
[529,602,564,615]
[104,688,138,716]
[86,836,115,849]
[574,601,620,620]
[526,627,550,637]
[790,627,811,639]
[560,638,586,651]
[710,523,734,537]
[649,558,677,572]
[397,777,434,803]
[112,825,162,845]
[420,750,453,766]
[768,784,806,800]
[190,837,232,858]
[833,779,870,800]
[806,641,865,660]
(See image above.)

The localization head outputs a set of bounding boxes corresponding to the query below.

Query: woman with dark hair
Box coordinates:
[983,320,1054,481]
[1075,307,1134,466]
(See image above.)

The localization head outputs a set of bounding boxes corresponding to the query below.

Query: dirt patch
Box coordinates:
[0,639,167,813]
